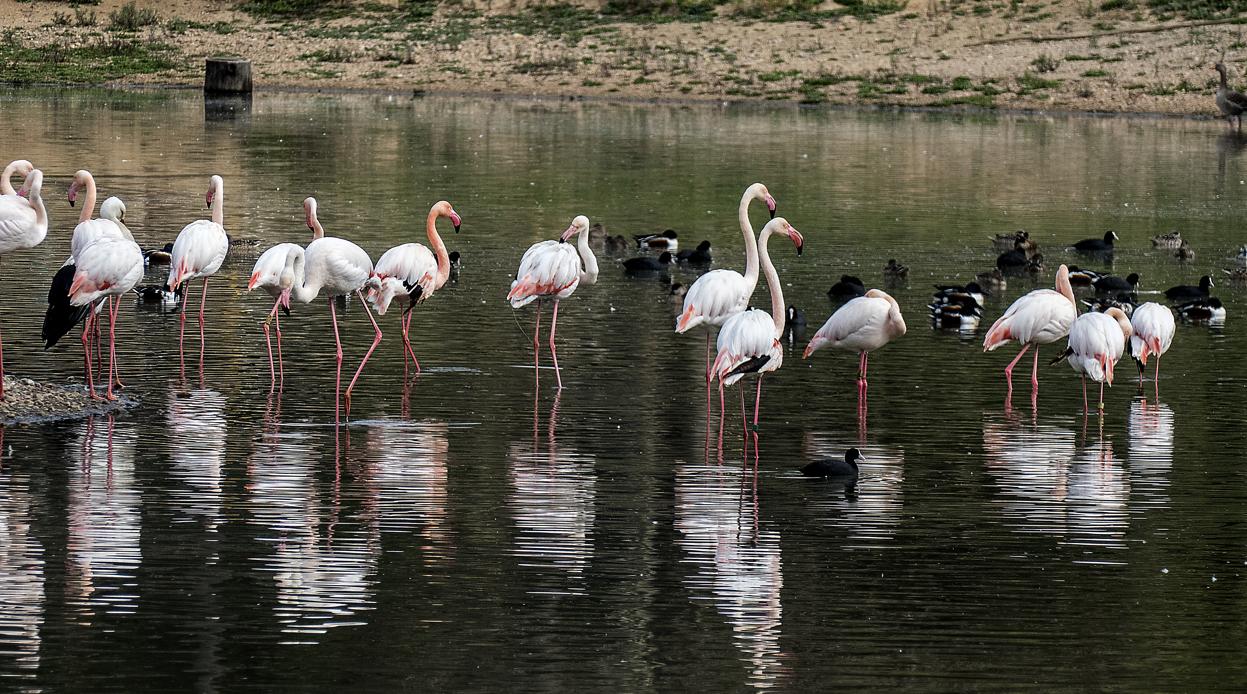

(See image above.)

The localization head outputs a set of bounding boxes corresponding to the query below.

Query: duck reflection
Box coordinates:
[675,461,787,688]
[508,395,597,593]
[361,420,454,563]
[167,387,227,529]
[246,402,379,638]
[66,416,142,619]
[0,455,44,677]
[801,433,905,544]
[1127,399,1174,509]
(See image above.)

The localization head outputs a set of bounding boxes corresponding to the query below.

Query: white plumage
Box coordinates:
[167,175,229,291]
[69,237,144,307]
[370,200,461,316]
[983,289,1077,349]
[1129,302,1175,366]
[508,239,584,308]
[249,243,303,301]
[712,309,783,387]
[0,168,46,257]
[1066,309,1132,386]
[805,291,908,357]
[0,159,33,196]
[296,237,374,300]
[69,197,129,264]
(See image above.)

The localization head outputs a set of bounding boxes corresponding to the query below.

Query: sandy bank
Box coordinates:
[0,376,135,425]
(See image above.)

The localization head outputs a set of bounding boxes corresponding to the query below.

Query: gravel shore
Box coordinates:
[0,376,135,425]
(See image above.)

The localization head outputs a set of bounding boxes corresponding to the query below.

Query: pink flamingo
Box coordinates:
[983,264,1078,395]
[676,183,777,384]
[710,217,804,454]
[1052,307,1132,412]
[368,200,462,375]
[68,235,144,400]
[284,197,383,420]
[167,175,230,367]
[507,215,598,390]
[1129,302,1175,397]
[803,288,907,394]
[0,159,34,197]
[0,168,47,398]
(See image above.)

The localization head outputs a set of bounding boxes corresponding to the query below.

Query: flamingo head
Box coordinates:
[206,174,223,209]
[802,334,827,359]
[21,170,42,201]
[766,217,804,256]
[9,160,33,198]
[1104,307,1133,340]
[433,200,461,233]
[100,196,126,223]
[751,183,776,219]
[560,215,591,242]
[67,169,91,207]
[303,196,321,234]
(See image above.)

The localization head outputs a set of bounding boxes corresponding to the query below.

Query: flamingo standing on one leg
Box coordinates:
[1128,302,1175,398]
[68,236,144,400]
[507,215,599,390]
[167,175,230,372]
[0,160,34,197]
[0,168,48,398]
[1050,307,1133,413]
[803,288,907,396]
[676,183,777,396]
[283,197,383,420]
[368,200,462,377]
[982,264,1078,397]
[710,217,804,457]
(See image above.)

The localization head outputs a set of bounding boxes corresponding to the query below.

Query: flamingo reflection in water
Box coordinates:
[0,441,45,678]
[166,385,228,530]
[362,420,454,562]
[1127,399,1174,510]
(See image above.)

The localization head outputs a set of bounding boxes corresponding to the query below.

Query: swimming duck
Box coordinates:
[604,234,629,253]
[883,258,909,280]
[1223,266,1247,283]
[634,229,678,251]
[1092,272,1140,294]
[827,275,866,301]
[1175,296,1226,322]
[676,240,712,265]
[1151,231,1182,249]
[448,250,461,281]
[1082,293,1136,317]
[1072,230,1117,253]
[929,295,982,330]
[623,251,673,276]
[143,242,174,266]
[975,268,1006,292]
[990,229,1035,254]
[1066,266,1101,287]
[133,283,185,310]
[1163,275,1214,302]
[802,447,865,478]
[931,281,985,307]
[1175,241,1195,261]
[668,281,687,302]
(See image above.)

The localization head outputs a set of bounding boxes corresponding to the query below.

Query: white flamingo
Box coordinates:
[803,288,907,394]
[368,200,462,375]
[68,235,144,400]
[982,264,1078,394]
[710,217,804,452]
[507,215,598,390]
[283,197,383,420]
[167,175,230,363]
[676,183,777,381]
[0,168,47,398]
[1053,307,1132,412]
[0,159,34,197]
[1129,302,1175,396]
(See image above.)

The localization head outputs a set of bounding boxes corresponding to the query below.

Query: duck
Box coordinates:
[1223,266,1247,283]
[990,229,1035,254]
[784,304,807,340]
[801,447,865,478]
[929,295,982,330]
[448,250,461,282]
[1175,296,1226,322]
[1082,293,1136,317]
[604,234,629,253]
[997,247,1043,274]
[1072,230,1117,253]
[1066,266,1101,287]
[668,281,687,302]
[676,240,712,265]
[589,222,607,247]
[1092,272,1140,294]
[1237,245,1247,263]
[883,258,909,280]
[143,242,174,266]
[634,229,678,251]
[132,283,184,310]
[975,268,1006,292]
[931,281,985,307]
[827,274,866,301]
[1215,62,1247,130]
[1163,275,1214,302]
[623,251,673,276]
[1151,230,1182,249]
[1175,241,1195,261]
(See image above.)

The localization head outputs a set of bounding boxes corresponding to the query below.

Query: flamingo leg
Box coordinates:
[705,331,712,415]
[1031,345,1040,391]
[402,309,420,374]
[344,289,383,418]
[1082,375,1088,414]
[110,298,126,390]
[752,376,763,459]
[717,380,725,459]
[81,310,96,399]
[1003,343,1032,393]
[178,282,191,357]
[104,295,119,401]
[1154,353,1161,399]
[198,279,209,369]
[1099,380,1105,411]
[93,303,103,383]
[548,299,563,390]
[263,297,279,391]
[533,299,542,388]
[739,385,748,459]
[274,302,284,390]
[330,296,343,422]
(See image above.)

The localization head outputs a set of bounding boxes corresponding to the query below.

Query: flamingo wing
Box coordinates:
[814,296,890,347]
[167,220,228,289]
[508,241,579,308]
[984,289,1075,349]
[713,309,782,386]
[249,243,300,292]
[0,196,38,255]
[375,243,438,300]
[1130,302,1175,364]
[1068,312,1124,383]
[69,238,144,306]
[677,269,749,332]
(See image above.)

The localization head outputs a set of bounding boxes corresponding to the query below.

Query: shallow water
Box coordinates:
[1,89,1247,690]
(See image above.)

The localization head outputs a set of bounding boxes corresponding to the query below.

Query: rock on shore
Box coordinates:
[0,376,135,425]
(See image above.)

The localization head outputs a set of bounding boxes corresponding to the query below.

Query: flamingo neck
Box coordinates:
[79,175,96,224]
[28,181,48,242]
[1056,268,1076,308]
[739,189,762,291]
[757,227,785,336]
[427,206,451,288]
[309,208,324,240]
[1,161,22,196]
[287,247,320,304]
[210,178,224,227]
[577,223,599,285]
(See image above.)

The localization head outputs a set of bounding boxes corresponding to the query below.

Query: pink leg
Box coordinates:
[105,296,119,401]
[109,298,126,389]
[198,279,209,368]
[344,289,384,418]
[178,284,190,356]
[1154,354,1161,399]
[705,332,712,413]
[330,297,343,422]
[402,310,421,374]
[263,299,277,391]
[717,380,725,458]
[752,376,763,459]
[1082,375,1088,414]
[1031,346,1040,391]
[862,352,870,388]
[274,304,284,390]
[740,385,748,459]
[1098,380,1105,412]
[533,300,542,389]
[81,310,96,399]
[1003,343,1032,393]
[549,299,563,390]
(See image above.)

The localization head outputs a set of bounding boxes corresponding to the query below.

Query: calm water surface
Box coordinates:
[1,89,1247,691]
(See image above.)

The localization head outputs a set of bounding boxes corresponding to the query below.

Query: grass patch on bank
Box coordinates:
[1147,0,1247,20]
[0,33,177,85]
[108,1,160,30]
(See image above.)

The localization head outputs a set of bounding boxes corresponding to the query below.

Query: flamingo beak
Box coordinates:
[306,216,314,231]
[765,194,776,219]
[280,288,292,309]
[802,337,824,359]
[67,187,77,207]
[206,191,213,209]
[450,211,462,233]
[560,225,578,242]
[790,229,804,256]
[16,187,28,199]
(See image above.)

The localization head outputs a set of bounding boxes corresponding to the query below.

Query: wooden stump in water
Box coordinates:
[204,57,252,94]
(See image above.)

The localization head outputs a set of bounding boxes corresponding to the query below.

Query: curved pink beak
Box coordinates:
[450,210,462,232]
[789,228,805,256]
[67,184,79,207]
[16,187,28,199]
[765,194,777,219]
[205,191,213,209]
[802,336,825,359]
[560,224,578,242]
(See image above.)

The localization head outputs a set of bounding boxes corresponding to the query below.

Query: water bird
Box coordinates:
[1129,302,1175,390]
[801,447,864,478]
[508,215,599,390]
[143,242,173,266]
[1175,241,1195,261]
[1081,293,1136,317]
[932,281,985,307]
[133,283,182,308]
[1175,296,1226,322]
[990,229,1031,252]
[604,234,629,253]
[883,258,908,280]
[996,246,1043,274]
[1238,245,1247,263]
[1215,62,1247,130]
[634,229,678,251]
[0,160,34,198]
[676,183,777,386]
[929,294,982,331]
[676,240,712,265]
[1223,266,1247,283]
[1163,275,1213,302]
[784,304,807,341]
[669,281,687,302]
[623,250,673,276]
[1151,231,1183,249]
[804,289,907,394]
[1093,272,1140,294]
[367,201,462,377]
[1072,230,1117,253]
[1049,307,1132,412]
[711,218,803,448]
[0,167,46,397]
[975,268,1006,292]
[69,234,145,400]
[826,275,866,301]
[982,264,1078,395]
[448,250,461,281]
[167,175,231,361]
[589,222,607,246]
[1066,266,1101,287]
[248,231,315,389]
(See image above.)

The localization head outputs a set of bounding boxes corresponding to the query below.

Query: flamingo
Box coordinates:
[167,175,230,366]
[1051,307,1132,413]
[0,168,48,398]
[68,235,144,400]
[283,197,383,420]
[0,159,33,197]
[982,264,1078,395]
[1129,302,1176,395]
[803,288,907,395]
[367,200,462,376]
[710,217,804,453]
[676,183,777,385]
[507,215,599,390]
